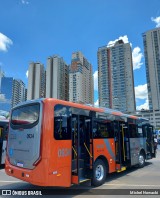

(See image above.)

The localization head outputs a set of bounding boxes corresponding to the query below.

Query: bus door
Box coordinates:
[114,121,120,165]
[122,123,130,165]
[71,114,79,184]
[145,125,154,157]
[82,116,93,179]
[71,114,93,184]
[114,121,130,170]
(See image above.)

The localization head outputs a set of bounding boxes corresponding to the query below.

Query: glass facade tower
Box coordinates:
[98,40,136,113]
[143,27,160,110]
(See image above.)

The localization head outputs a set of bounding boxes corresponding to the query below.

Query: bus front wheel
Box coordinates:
[91,159,107,186]
[138,152,145,168]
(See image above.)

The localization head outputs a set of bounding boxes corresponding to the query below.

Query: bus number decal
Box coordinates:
[58,148,71,158]
[27,134,34,139]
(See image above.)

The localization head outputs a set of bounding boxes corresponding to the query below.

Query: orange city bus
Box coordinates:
[5,98,156,187]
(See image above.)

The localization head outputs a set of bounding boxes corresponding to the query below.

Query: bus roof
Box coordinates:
[12,98,149,123]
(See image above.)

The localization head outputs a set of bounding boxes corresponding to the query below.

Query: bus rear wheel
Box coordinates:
[138,152,145,168]
[91,159,107,186]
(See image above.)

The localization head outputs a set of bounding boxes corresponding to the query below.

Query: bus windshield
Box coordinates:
[11,103,40,126]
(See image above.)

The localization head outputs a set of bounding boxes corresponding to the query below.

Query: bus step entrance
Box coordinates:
[79,167,91,183]
[72,157,92,183]
[116,166,126,173]
[79,178,91,183]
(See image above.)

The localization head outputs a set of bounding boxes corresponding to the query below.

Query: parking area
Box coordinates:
[0,146,160,197]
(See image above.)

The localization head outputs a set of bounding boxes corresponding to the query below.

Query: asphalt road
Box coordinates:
[0,146,160,197]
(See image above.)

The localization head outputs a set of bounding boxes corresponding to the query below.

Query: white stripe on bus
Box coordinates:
[104,183,160,187]
[0,180,24,183]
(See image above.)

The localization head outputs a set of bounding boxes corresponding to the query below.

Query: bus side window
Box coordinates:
[129,124,138,138]
[93,119,114,139]
[107,122,114,138]
[98,122,108,138]
[93,120,98,138]
[54,116,63,139]
[137,127,143,137]
[54,105,71,140]
[142,126,147,137]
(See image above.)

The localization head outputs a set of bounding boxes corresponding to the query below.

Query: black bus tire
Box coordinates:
[138,152,145,168]
[91,159,107,186]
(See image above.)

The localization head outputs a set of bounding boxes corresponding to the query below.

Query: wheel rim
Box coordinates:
[139,155,144,165]
[95,165,104,181]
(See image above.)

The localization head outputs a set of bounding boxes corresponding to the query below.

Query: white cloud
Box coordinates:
[107,35,130,47]
[136,99,149,110]
[21,0,29,4]
[132,47,143,70]
[94,99,99,107]
[107,35,143,70]
[135,84,148,99]
[0,32,13,52]
[151,16,160,27]
[135,84,149,110]
[0,94,5,100]
[93,70,98,91]
[26,70,28,78]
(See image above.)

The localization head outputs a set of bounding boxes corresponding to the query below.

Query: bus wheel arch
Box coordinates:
[91,156,109,186]
[138,149,146,168]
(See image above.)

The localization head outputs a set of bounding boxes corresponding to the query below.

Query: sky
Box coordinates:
[0,0,160,110]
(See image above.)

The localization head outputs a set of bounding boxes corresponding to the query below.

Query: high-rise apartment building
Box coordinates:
[0,77,26,111]
[98,40,136,113]
[69,51,94,104]
[25,88,27,101]
[143,27,160,110]
[46,55,69,101]
[27,62,45,100]
[0,77,13,111]
[12,79,26,107]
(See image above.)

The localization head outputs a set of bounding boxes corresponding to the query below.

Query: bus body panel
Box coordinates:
[8,125,41,169]
[93,139,116,173]
[48,140,72,187]
[130,137,146,166]
[5,100,48,186]
[43,99,72,187]
[5,157,49,186]
[7,102,42,170]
